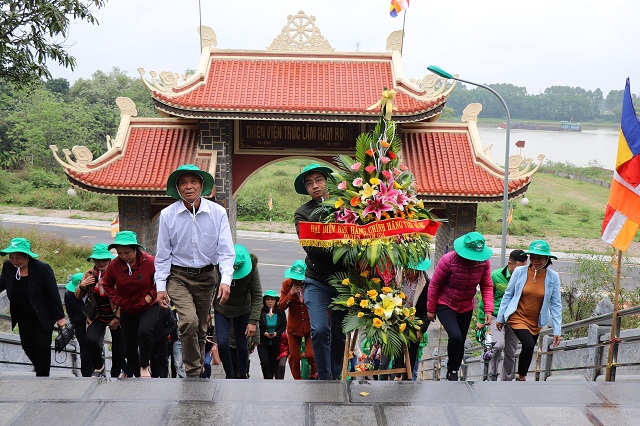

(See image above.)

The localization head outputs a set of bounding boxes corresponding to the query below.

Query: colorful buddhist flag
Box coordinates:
[110,214,120,238]
[268,190,273,211]
[390,0,409,17]
[507,202,514,224]
[601,78,640,251]
[515,140,525,148]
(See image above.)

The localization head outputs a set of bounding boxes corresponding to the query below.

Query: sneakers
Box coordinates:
[446,370,458,381]
[91,367,106,377]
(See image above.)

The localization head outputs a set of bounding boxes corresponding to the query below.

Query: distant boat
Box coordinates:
[498,121,582,132]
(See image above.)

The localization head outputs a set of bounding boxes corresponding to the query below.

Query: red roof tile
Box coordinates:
[149,51,444,121]
[401,123,529,201]
[66,119,206,195]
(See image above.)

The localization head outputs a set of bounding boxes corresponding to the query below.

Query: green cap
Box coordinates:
[233,244,252,280]
[108,230,145,251]
[284,260,306,281]
[87,243,116,262]
[409,258,432,271]
[294,163,333,195]
[166,164,214,199]
[0,238,38,258]
[66,272,84,292]
[263,289,279,300]
[525,240,557,260]
[453,231,493,262]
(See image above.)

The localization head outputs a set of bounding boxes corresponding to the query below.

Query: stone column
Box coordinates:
[433,203,477,265]
[200,119,236,239]
[118,197,154,252]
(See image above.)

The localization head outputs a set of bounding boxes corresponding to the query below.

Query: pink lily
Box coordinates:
[338,181,347,190]
[351,162,362,171]
[336,208,359,224]
[362,194,394,220]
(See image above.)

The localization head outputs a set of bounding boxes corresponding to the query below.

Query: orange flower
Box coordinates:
[381,286,392,294]
[366,148,376,157]
[347,297,355,307]
[367,289,378,300]
[360,299,369,308]
[360,270,370,278]
[372,318,383,328]
[399,323,407,333]
[380,140,391,148]
[371,278,381,284]
[395,211,405,218]
[357,312,365,317]
[350,196,360,207]
[381,212,391,220]
[374,307,385,317]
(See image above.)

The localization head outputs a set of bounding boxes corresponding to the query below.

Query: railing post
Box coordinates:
[540,335,553,381]
[535,334,543,381]
[585,323,599,381]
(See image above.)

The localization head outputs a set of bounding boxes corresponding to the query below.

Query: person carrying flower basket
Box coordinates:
[294,163,349,380]
[296,89,442,370]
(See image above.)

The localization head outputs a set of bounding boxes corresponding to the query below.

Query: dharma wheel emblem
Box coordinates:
[287,12,316,45]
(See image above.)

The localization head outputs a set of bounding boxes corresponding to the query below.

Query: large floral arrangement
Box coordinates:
[298,89,442,359]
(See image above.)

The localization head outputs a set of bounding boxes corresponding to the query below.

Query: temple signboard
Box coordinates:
[236,121,361,153]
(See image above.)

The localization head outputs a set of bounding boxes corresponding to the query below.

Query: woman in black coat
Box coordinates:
[0,238,66,376]
[257,290,286,379]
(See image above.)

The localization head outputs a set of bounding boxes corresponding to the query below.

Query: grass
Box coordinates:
[476,171,624,240]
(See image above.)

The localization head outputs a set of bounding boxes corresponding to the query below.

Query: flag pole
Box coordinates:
[605,249,623,381]
[400,9,407,56]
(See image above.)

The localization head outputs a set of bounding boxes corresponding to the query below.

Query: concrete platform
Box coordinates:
[0,377,638,425]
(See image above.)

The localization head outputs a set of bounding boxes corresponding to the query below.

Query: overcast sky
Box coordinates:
[49,0,639,95]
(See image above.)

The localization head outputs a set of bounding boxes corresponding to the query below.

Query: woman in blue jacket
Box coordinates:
[496,240,563,381]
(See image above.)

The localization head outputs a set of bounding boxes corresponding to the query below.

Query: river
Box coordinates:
[474,123,620,170]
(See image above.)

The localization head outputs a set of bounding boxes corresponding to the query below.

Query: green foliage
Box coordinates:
[0,1,106,87]
[541,160,613,182]
[0,228,92,283]
[561,255,640,338]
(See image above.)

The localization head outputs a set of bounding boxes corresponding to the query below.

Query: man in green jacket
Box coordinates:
[476,249,528,380]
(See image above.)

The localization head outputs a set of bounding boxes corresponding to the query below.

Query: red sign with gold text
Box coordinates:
[298,218,441,242]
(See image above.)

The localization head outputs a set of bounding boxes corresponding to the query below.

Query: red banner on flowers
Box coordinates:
[298,218,440,244]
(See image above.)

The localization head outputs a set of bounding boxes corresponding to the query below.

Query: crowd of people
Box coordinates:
[0,162,563,381]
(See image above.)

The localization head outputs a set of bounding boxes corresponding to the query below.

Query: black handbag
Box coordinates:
[82,297,97,319]
[54,324,75,353]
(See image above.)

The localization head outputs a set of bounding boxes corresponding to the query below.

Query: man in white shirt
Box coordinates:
[155,164,235,378]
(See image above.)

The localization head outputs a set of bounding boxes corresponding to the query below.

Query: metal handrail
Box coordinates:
[419,305,640,381]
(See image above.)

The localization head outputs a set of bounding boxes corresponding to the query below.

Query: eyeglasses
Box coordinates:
[304,177,325,188]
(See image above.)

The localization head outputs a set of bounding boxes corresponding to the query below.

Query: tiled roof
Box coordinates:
[401,123,530,201]
[149,51,445,122]
[66,119,207,195]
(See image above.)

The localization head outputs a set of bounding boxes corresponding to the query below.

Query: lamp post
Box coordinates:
[427,65,511,267]
[67,188,77,213]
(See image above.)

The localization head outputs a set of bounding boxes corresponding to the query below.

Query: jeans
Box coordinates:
[202,351,212,378]
[304,278,346,380]
[214,312,249,379]
[172,339,185,378]
[436,305,473,373]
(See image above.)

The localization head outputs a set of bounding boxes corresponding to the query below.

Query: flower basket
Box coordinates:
[297,89,442,361]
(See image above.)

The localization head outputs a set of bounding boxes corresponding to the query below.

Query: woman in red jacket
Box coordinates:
[102,231,159,378]
[427,232,494,381]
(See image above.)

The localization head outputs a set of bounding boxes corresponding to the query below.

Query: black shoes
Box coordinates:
[446,370,458,381]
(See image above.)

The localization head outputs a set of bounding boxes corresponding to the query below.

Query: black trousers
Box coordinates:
[511,327,539,376]
[18,318,53,376]
[150,339,169,378]
[86,319,125,377]
[436,305,473,373]
[258,344,280,379]
[71,320,93,377]
[120,304,160,377]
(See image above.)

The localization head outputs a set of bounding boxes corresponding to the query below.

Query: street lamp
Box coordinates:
[427,65,511,267]
[67,188,77,213]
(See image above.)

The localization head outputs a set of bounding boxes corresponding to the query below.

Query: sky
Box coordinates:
[48,0,639,95]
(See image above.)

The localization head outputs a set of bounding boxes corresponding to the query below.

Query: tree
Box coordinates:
[0,1,106,87]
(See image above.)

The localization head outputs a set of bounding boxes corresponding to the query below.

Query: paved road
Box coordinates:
[1,214,637,291]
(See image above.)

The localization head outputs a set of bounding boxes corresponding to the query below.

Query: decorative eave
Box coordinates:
[402,103,545,203]
[50,98,211,196]
[137,11,456,123]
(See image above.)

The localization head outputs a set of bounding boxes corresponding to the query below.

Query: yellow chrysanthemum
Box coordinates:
[372,318,383,328]
[374,307,385,317]
[369,177,380,185]
[399,323,407,333]
[360,270,370,278]
[381,286,392,294]
[402,308,410,317]
[347,297,355,307]
[371,278,381,284]
[360,299,369,308]
[367,289,378,300]
[398,292,406,299]
[342,278,350,286]
[355,293,361,298]
[335,197,344,208]
[357,311,365,317]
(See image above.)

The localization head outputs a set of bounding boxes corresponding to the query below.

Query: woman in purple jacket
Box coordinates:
[427,232,494,381]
